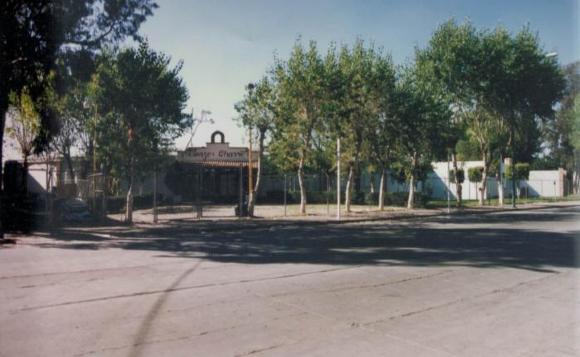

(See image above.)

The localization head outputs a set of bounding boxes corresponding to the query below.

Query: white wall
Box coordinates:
[428,161,565,200]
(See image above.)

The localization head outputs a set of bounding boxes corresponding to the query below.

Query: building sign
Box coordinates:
[176,131,258,165]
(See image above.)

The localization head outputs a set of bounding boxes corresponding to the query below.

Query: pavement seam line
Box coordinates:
[11,266,359,313]
[364,271,561,327]
[254,287,460,357]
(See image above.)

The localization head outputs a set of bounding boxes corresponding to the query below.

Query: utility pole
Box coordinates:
[336,137,341,221]
[447,151,450,214]
[153,168,158,224]
[238,164,243,218]
[248,126,253,217]
[246,82,255,218]
[284,173,287,216]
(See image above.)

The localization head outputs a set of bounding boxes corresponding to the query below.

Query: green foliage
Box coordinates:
[269,40,327,172]
[0,0,158,154]
[6,88,42,161]
[417,20,564,173]
[234,78,275,134]
[449,169,465,184]
[542,62,580,169]
[467,166,484,183]
[91,42,192,182]
[365,191,430,207]
[505,163,530,180]
[455,138,481,161]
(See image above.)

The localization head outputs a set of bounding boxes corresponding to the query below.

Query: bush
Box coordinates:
[468,166,484,183]
[106,193,165,213]
[365,191,429,207]
[504,163,530,180]
[365,192,379,205]
[449,169,465,184]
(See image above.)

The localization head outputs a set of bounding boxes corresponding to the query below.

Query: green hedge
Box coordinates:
[365,191,430,207]
[504,163,530,180]
[467,166,483,183]
[449,169,465,184]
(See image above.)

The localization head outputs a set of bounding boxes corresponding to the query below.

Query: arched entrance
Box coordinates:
[176,131,258,217]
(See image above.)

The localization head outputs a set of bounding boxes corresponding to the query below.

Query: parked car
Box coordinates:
[54,199,93,223]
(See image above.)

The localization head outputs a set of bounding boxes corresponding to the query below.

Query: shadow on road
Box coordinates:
[32,207,580,272]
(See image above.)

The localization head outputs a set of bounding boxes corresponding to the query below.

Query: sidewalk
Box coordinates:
[108,200,580,229]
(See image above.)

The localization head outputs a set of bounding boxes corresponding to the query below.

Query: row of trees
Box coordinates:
[1,1,196,225]
[6,43,192,223]
[236,20,568,214]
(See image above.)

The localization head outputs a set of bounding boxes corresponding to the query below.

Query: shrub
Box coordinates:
[106,193,165,213]
[468,166,484,183]
[449,169,465,184]
[504,163,530,180]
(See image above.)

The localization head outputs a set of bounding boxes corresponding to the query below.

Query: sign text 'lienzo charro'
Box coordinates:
[176,131,258,164]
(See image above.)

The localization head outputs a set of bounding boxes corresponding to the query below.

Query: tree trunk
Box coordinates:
[378,167,385,211]
[407,153,417,209]
[573,149,579,194]
[248,130,265,217]
[126,154,134,223]
[22,154,29,193]
[126,181,133,224]
[126,129,135,223]
[479,151,490,206]
[345,148,361,213]
[64,149,75,183]
[407,173,415,209]
[510,129,517,208]
[0,98,7,239]
[297,156,307,215]
[452,151,462,207]
[345,165,354,213]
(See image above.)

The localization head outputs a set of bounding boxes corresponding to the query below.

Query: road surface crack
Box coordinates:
[12,266,358,313]
[364,272,560,326]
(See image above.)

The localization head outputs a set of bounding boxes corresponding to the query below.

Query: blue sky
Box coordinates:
[138,0,579,147]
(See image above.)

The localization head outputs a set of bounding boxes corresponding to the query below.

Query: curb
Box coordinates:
[129,202,580,233]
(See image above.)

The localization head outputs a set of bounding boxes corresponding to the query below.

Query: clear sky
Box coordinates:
[138,0,579,148]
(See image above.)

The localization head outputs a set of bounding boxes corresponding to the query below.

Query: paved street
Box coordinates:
[1,205,579,357]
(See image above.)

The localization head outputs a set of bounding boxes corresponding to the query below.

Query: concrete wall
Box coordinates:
[429,161,566,200]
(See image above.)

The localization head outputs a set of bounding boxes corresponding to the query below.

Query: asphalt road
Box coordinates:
[1,205,579,356]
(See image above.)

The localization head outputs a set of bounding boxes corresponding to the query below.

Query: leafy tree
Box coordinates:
[336,40,396,212]
[91,43,191,223]
[417,20,564,208]
[6,89,42,183]
[542,62,579,180]
[455,138,481,161]
[415,20,481,207]
[505,163,530,180]
[468,167,483,182]
[270,40,326,215]
[1,0,157,235]
[234,78,276,216]
[393,68,450,209]
[364,64,397,210]
[488,27,565,206]
[468,166,485,203]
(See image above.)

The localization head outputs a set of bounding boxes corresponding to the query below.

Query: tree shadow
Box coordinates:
[36,208,580,272]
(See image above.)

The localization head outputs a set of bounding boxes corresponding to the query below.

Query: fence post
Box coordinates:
[238,164,243,218]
